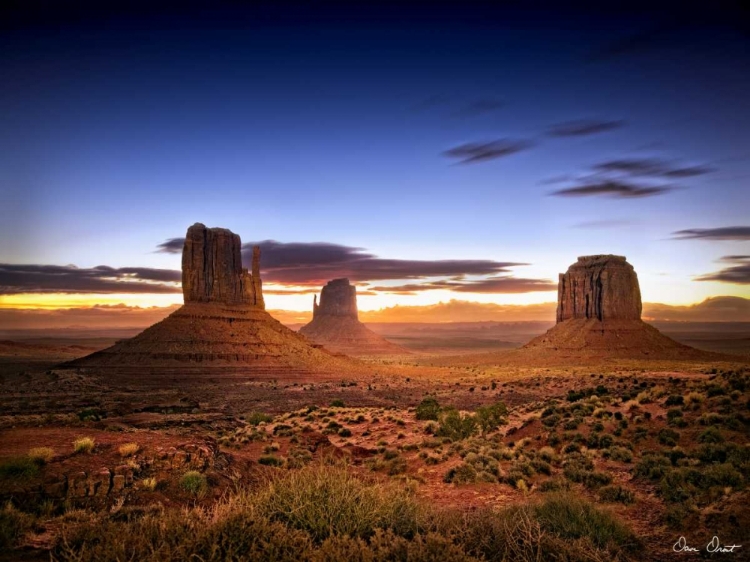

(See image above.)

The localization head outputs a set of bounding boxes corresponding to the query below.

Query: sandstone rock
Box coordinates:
[557,255,641,322]
[181,223,264,307]
[64,224,356,373]
[519,254,715,361]
[301,279,407,356]
[313,278,358,319]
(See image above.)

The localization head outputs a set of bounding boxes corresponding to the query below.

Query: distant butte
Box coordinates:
[65,224,353,372]
[299,278,408,357]
[522,255,711,360]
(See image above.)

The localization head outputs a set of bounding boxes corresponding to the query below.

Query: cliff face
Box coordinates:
[556,255,641,323]
[313,278,358,320]
[301,278,407,356]
[181,223,263,308]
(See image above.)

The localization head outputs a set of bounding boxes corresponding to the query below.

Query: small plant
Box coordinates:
[0,457,39,480]
[338,428,352,438]
[246,411,273,426]
[415,397,441,421]
[259,455,284,467]
[28,447,55,465]
[179,471,207,495]
[436,408,477,441]
[330,399,345,408]
[599,485,635,504]
[118,443,139,457]
[141,477,157,491]
[73,437,95,454]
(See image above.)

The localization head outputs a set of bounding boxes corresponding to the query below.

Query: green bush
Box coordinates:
[0,456,40,480]
[599,485,635,504]
[436,409,477,441]
[179,471,208,496]
[0,503,34,550]
[246,411,273,426]
[330,399,345,408]
[475,401,508,435]
[415,397,441,421]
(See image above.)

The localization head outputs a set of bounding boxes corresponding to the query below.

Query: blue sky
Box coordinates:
[1,3,749,312]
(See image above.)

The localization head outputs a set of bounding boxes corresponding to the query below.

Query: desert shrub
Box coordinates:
[77,408,104,422]
[664,395,684,406]
[634,454,671,480]
[330,399,345,408]
[436,409,477,441]
[0,503,34,550]
[657,428,679,446]
[141,477,157,491]
[259,455,284,467]
[599,485,635,504]
[541,414,560,428]
[256,464,422,541]
[28,447,55,465]
[605,446,633,463]
[246,411,273,426]
[538,478,570,492]
[118,443,139,457]
[0,456,39,480]
[698,426,724,444]
[444,463,478,484]
[475,401,508,435]
[338,428,352,438]
[73,437,95,454]
[179,471,208,496]
[415,397,441,421]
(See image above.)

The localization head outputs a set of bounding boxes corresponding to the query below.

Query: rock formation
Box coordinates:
[300,278,408,356]
[522,255,712,361]
[556,255,641,322]
[65,224,352,372]
[182,223,263,307]
[313,278,358,319]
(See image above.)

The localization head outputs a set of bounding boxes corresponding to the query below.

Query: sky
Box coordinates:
[1,2,749,322]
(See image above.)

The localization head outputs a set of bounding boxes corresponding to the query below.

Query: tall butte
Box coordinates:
[523,255,708,359]
[67,223,351,371]
[299,278,407,356]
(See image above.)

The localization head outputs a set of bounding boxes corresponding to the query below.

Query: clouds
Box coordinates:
[443,139,535,164]
[695,256,750,285]
[241,240,543,290]
[0,263,182,294]
[369,276,556,295]
[551,180,673,199]
[671,226,750,240]
[593,158,714,178]
[155,237,185,253]
[546,119,625,137]
[548,156,714,200]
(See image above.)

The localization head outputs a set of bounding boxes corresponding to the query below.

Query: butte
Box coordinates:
[65,223,353,373]
[299,278,408,357]
[521,255,713,360]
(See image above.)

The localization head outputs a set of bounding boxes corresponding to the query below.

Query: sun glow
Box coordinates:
[0,293,183,310]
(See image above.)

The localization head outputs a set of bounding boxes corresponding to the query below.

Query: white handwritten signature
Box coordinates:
[673,536,742,553]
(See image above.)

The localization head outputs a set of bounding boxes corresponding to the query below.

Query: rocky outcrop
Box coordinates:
[65,223,356,372]
[313,278,358,319]
[557,255,641,322]
[520,254,713,361]
[182,223,263,308]
[301,279,407,356]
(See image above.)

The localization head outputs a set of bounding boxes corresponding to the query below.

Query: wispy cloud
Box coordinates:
[672,226,750,240]
[155,237,184,253]
[546,119,625,137]
[695,255,750,284]
[0,264,182,295]
[593,158,714,178]
[443,139,535,164]
[451,98,505,118]
[551,180,673,199]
